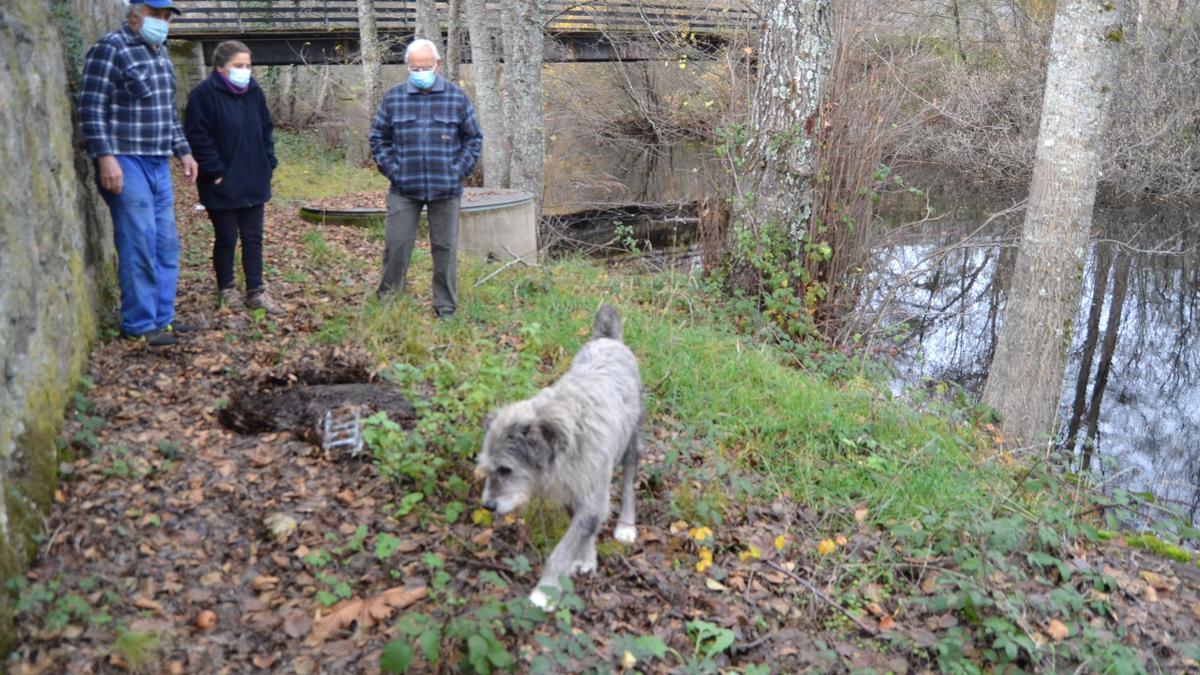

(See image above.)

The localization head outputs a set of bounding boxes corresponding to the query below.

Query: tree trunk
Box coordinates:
[311,66,331,126]
[279,64,297,126]
[499,0,545,201]
[1080,251,1131,471]
[981,0,1126,448]
[741,0,832,244]
[464,0,509,186]
[445,0,463,82]
[1063,242,1113,454]
[416,0,440,45]
[356,0,384,114]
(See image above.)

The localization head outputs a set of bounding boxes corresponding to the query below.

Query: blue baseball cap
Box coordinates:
[134,0,183,15]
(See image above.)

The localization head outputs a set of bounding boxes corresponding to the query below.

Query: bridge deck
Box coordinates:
[171,1,756,64]
[172,1,757,35]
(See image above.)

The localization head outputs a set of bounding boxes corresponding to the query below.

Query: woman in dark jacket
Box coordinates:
[184,40,282,314]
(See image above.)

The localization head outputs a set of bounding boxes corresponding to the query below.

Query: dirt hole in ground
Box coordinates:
[218,361,416,437]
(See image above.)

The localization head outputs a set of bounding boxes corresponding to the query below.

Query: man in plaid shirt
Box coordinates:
[79,0,198,347]
[369,38,483,318]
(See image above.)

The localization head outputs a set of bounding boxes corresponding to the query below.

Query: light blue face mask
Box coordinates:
[139,16,169,46]
[409,70,436,90]
[228,67,252,87]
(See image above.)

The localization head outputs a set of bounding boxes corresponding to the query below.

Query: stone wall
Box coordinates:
[0,0,125,651]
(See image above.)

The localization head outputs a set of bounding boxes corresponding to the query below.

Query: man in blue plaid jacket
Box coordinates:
[369,38,483,319]
[79,0,199,347]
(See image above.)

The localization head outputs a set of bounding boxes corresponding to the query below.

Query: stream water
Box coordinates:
[544,138,1200,524]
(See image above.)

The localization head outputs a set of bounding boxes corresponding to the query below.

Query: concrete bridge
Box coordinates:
[172,1,757,65]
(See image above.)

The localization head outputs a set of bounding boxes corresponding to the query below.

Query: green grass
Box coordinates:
[277,136,1190,675]
[335,251,996,529]
[272,131,388,205]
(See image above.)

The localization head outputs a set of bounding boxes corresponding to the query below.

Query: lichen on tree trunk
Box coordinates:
[499,0,545,204]
[464,0,509,187]
[741,0,832,245]
[982,0,1127,448]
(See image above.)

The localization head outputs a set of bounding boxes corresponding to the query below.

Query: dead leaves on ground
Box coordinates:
[307,585,428,645]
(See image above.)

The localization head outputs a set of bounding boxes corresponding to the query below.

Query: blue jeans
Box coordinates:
[99,155,179,335]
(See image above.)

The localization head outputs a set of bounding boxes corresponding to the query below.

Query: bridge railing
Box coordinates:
[172,1,758,35]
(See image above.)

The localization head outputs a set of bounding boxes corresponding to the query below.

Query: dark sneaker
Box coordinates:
[122,329,178,347]
[434,308,456,320]
[165,322,200,335]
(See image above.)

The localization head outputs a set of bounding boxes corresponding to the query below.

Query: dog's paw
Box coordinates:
[614,523,638,545]
[529,588,556,611]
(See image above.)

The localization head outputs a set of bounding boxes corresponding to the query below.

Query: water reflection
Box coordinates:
[540,137,1200,522]
[870,201,1200,522]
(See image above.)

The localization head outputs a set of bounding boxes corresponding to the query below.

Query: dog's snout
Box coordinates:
[483,500,497,512]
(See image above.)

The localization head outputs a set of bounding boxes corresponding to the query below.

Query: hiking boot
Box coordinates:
[219,286,244,310]
[121,329,178,348]
[165,322,200,335]
[245,287,285,316]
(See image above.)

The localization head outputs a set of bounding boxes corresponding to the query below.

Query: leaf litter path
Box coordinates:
[10,184,1200,674]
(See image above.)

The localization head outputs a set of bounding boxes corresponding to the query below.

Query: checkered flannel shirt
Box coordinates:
[79,26,190,159]
[369,76,483,202]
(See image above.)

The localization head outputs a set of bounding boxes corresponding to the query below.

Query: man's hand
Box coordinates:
[98,155,123,195]
[180,154,199,183]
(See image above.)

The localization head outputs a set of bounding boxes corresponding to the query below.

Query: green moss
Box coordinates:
[1104,28,1124,43]
[1124,533,1194,564]
[2,376,68,654]
[1,258,102,654]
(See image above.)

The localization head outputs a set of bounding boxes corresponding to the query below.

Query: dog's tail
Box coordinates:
[592,304,622,341]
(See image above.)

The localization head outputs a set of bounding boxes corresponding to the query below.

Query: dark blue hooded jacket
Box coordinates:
[184,72,276,210]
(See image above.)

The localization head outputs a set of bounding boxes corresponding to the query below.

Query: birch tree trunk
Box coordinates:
[464,0,509,186]
[445,0,463,82]
[356,0,383,114]
[499,0,545,200]
[416,0,440,44]
[741,0,832,245]
[981,0,1126,448]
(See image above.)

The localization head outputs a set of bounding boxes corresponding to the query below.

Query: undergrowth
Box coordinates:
[309,249,1200,672]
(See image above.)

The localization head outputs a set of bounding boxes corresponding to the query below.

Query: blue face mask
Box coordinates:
[228,67,252,87]
[139,16,169,46]
[409,70,436,90]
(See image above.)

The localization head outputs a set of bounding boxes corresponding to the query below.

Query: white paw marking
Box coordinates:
[572,559,597,575]
[529,588,555,611]
[614,524,638,544]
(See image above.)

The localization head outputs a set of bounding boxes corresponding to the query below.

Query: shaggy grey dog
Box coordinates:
[476,304,643,609]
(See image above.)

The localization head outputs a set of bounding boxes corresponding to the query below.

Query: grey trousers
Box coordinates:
[378,191,460,315]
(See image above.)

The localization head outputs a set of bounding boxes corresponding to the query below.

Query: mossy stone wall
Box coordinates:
[0,0,125,653]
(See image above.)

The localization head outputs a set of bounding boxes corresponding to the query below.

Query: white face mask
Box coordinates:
[228,67,252,87]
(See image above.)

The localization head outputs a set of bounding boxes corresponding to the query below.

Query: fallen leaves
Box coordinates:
[264,512,299,543]
[308,585,427,644]
[1046,619,1070,641]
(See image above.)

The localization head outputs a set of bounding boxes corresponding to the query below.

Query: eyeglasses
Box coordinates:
[408,66,436,72]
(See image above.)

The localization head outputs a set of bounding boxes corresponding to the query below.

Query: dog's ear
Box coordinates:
[483,411,496,432]
[528,419,567,459]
